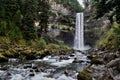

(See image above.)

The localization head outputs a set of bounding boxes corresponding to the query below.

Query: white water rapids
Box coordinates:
[0,53,90,80]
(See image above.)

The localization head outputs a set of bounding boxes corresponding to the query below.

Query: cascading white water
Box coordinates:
[74,13,84,50]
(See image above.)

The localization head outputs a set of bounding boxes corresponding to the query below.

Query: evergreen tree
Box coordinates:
[93,0,120,23]
[21,0,38,40]
[38,0,50,37]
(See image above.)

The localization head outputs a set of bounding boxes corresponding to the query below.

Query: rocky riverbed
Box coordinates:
[77,48,120,80]
[0,52,90,80]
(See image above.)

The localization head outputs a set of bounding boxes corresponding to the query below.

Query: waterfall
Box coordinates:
[74,13,84,50]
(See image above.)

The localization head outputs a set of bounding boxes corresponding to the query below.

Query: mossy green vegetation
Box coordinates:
[77,68,92,80]
[98,22,120,50]
[0,36,72,62]
[0,0,50,40]
[49,24,74,32]
[0,54,6,59]
[38,38,47,49]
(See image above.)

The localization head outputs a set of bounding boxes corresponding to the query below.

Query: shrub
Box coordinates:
[38,38,47,49]
[98,22,120,50]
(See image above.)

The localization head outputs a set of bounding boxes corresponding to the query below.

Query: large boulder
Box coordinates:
[77,69,92,80]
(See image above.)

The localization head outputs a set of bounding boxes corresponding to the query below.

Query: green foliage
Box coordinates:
[38,0,50,37]
[0,54,6,59]
[57,40,64,45]
[0,20,23,41]
[0,0,50,41]
[59,24,74,31]
[60,45,71,49]
[20,0,38,40]
[8,22,23,41]
[46,43,70,50]
[50,24,74,31]
[60,25,69,29]
[38,38,47,49]
[46,43,60,50]
[18,54,26,60]
[93,0,120,23]
[92,0,120,49]
[0,21,7,36]
[99,23,120,50]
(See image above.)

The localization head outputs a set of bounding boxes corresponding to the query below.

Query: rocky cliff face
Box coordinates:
[84,5,111,47]
[47,2,112,47]
[46,0,75,46]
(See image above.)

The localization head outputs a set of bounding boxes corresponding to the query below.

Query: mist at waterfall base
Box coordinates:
[74,13,90,51]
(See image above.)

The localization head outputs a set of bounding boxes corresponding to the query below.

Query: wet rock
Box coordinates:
[115,74,120,80]
[0,72,12,80]
[29,69,35,76]
[34,68,40,72]
[79,60,84,63]
[72,58,84,63]
[87,55,93,60]
[0,65,8,70]
[29,73,35,76]
[69,54,75,57]
[8,58,20,62]
[32,65,37,69]
[72,58,78,63]
[36,56,41,59]
[104,53,116,62]
[59,56,69,61]
[32,65,40,72]
[40,67,44,72]
[63,56,70,60]
[24,63,32,69]
[6,72,11,76]
[64,70,69,76]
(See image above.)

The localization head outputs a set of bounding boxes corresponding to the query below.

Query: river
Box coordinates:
[0,52,90,80]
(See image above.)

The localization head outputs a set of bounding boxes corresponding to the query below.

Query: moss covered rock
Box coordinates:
[91,57,104,65]
[77,69,92,80]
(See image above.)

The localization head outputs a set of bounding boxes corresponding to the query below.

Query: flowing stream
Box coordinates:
[0,52,90,80]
